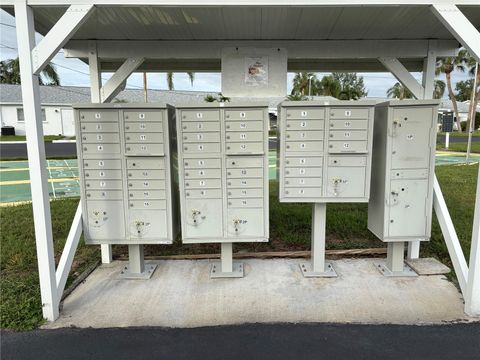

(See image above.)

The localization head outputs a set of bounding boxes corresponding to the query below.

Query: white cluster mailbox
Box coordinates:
[278,101,376,202]
[74,104,179,247]
[368,100,439,275]
[277,100,376,276]
[175,103,270,277]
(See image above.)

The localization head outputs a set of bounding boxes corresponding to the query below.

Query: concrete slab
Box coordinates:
[406,257,451,275]
[45,258,476,329]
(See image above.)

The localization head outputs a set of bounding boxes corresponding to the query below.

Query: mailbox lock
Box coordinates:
[125,126,130,130]
[191,209,202,224]
[233,219,241,232]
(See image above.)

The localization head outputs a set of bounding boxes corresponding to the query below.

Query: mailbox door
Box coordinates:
[85,200,125,240]
[184,199,223,239]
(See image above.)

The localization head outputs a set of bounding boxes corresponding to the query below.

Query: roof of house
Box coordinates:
[0,84,338,109]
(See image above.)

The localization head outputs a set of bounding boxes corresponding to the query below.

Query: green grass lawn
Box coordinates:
[0,135,72,142]
[0,163,478,330]
[438,130,480,137]
[437,141,480,153]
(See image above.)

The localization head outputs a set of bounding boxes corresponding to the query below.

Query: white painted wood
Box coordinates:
[407,241,420,260]
[422,41,437,99]
[88,40,102,104]
[221,243,233,273]
[31,5,94,74]
[2,1,478,6]
[431,4,480,62]
[378,57,424,99]
[311,203,326,273]
[14,2,59,321]
[101,57,144,103]
[56,202,83,300]
[433,175,468,294]
[64,40,459,60]
[465,164,480,316]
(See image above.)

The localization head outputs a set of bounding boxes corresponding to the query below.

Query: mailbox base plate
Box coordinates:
[118,263,157,280]
[300,262,337,278]
[374,260,418,277]
[210,262,244,279]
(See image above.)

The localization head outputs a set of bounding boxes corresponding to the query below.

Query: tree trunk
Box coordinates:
[466,69,480,133]
[446,72,462,132]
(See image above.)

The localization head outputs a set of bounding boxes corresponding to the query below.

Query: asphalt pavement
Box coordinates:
[0,142,77,159]
[1,323,479,360]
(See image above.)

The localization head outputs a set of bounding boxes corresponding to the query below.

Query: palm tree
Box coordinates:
[291,72,320,96]
[387,82,413,99]
[433,80,446,99]
[436,49,470,132]
[0,57,60,85]
[166,72,194,90]
[287,93,308,101]
[319,75,340,98]
[461,52,479,133]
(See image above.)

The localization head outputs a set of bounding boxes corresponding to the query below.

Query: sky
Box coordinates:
[0,9,473,98]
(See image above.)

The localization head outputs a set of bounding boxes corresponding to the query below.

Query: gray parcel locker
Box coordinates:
[368,100,439,242]
[175,103,270,245]
[74,104,179,245]
[278,101,376,203]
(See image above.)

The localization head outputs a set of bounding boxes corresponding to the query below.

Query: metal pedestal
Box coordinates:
[210,243,244,278]
[300,203,338,278]
[118,245,157,280]
[374,242,417,277]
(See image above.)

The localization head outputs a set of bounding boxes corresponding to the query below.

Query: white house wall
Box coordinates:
[0,104,74,136]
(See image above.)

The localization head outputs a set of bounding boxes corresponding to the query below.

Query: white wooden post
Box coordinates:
[88,40,113,264]
[14,2,59,321]
[465,164,480,316]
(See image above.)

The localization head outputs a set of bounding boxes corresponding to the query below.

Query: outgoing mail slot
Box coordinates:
[128,169,165,180]
[227,168,263,178]
[129,200,167,210]
[328,140,367,153]
[128,189,166,199]
[286,120,324,131]
[329,130,368,141]
[185,179,222,189]
[85,179,122,190]
[86,190,123,200]
[182,110,220,121]
[328,156,367,167]
[84,169,122,179]
[127,158,165,169]
[128,180,165,189]
[226,142,263,154]
[226,120,263,132]
[184,158,221,169]
[226,131,263,142]
[185,189,223,199]
[183,132,220,143]
[228,188,263,198]
[124,110,163,122]
[227,197,264,208]
[125,133,164,143]
[284,156,323,167]
[390,169,429,179]
[284,187,322,198]
[226,157,263,168]
[286,108,325,119]
[182,122,220,132]
[82,133,120,143]
[84,159,121,169]
[286,130,324,141]
[82,143,120,154]
[80,110,118,122]
[125,121,163,133]
[284,177,322,187]
[285,167,323,177]
[286,141,323,152]
[183,142,221,153]
[81,122,119,133]
[329,119,368,130]
[330,108,369,119]
[125,143,164,156]
[225,109,264,120]
[184,168,221,179]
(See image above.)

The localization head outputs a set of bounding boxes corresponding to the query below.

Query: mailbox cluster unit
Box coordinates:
[368,100,439,242]
[174,104,270,244]
[74,104,179,245]
[278,101,376,203]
